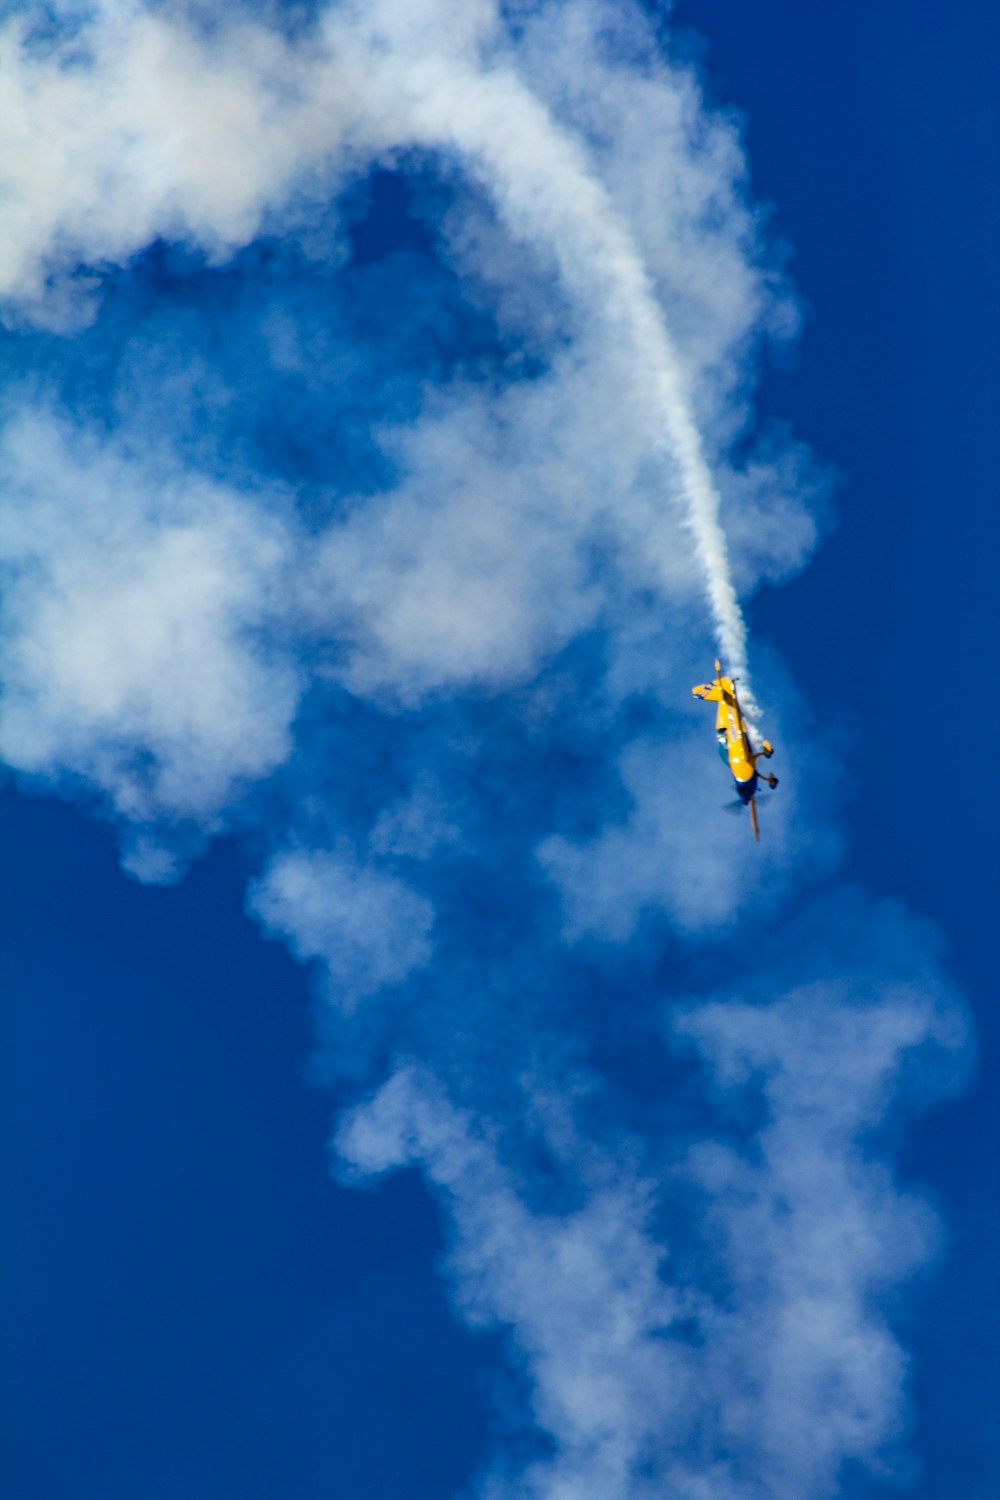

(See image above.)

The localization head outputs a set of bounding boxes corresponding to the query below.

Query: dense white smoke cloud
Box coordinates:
[0,2,356,318]
[338,911,968,1500]
[0,3,966,1497]
[0,408,301,822]
[338,1066,692,1500]
[0,0,784,704]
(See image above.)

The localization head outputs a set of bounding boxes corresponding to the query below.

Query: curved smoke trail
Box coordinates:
[0,0,757,712]
[344,24,760,713]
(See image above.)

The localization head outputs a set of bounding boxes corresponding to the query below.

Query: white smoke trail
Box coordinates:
[333,7,760,712]
[0,0,759,715]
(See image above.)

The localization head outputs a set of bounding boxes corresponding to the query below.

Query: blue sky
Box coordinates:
[1,3,997,1498]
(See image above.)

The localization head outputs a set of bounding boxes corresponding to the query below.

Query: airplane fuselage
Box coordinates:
[714,683,757,790]
[693,662,776,838]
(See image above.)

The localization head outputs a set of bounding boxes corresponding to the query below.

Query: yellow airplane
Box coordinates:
[692,661,778,840]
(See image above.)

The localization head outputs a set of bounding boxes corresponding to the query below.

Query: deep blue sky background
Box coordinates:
[670,6,999,1492]
[2,3,998,1497]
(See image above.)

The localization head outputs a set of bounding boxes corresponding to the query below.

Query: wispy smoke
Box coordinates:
[341,0,759,701]
[0,0,772,703]
[337,893,968,1500]
[0,407,301,823]
[0,2,964,1496]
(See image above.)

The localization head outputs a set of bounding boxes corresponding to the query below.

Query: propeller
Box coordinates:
[723,787,776,815]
